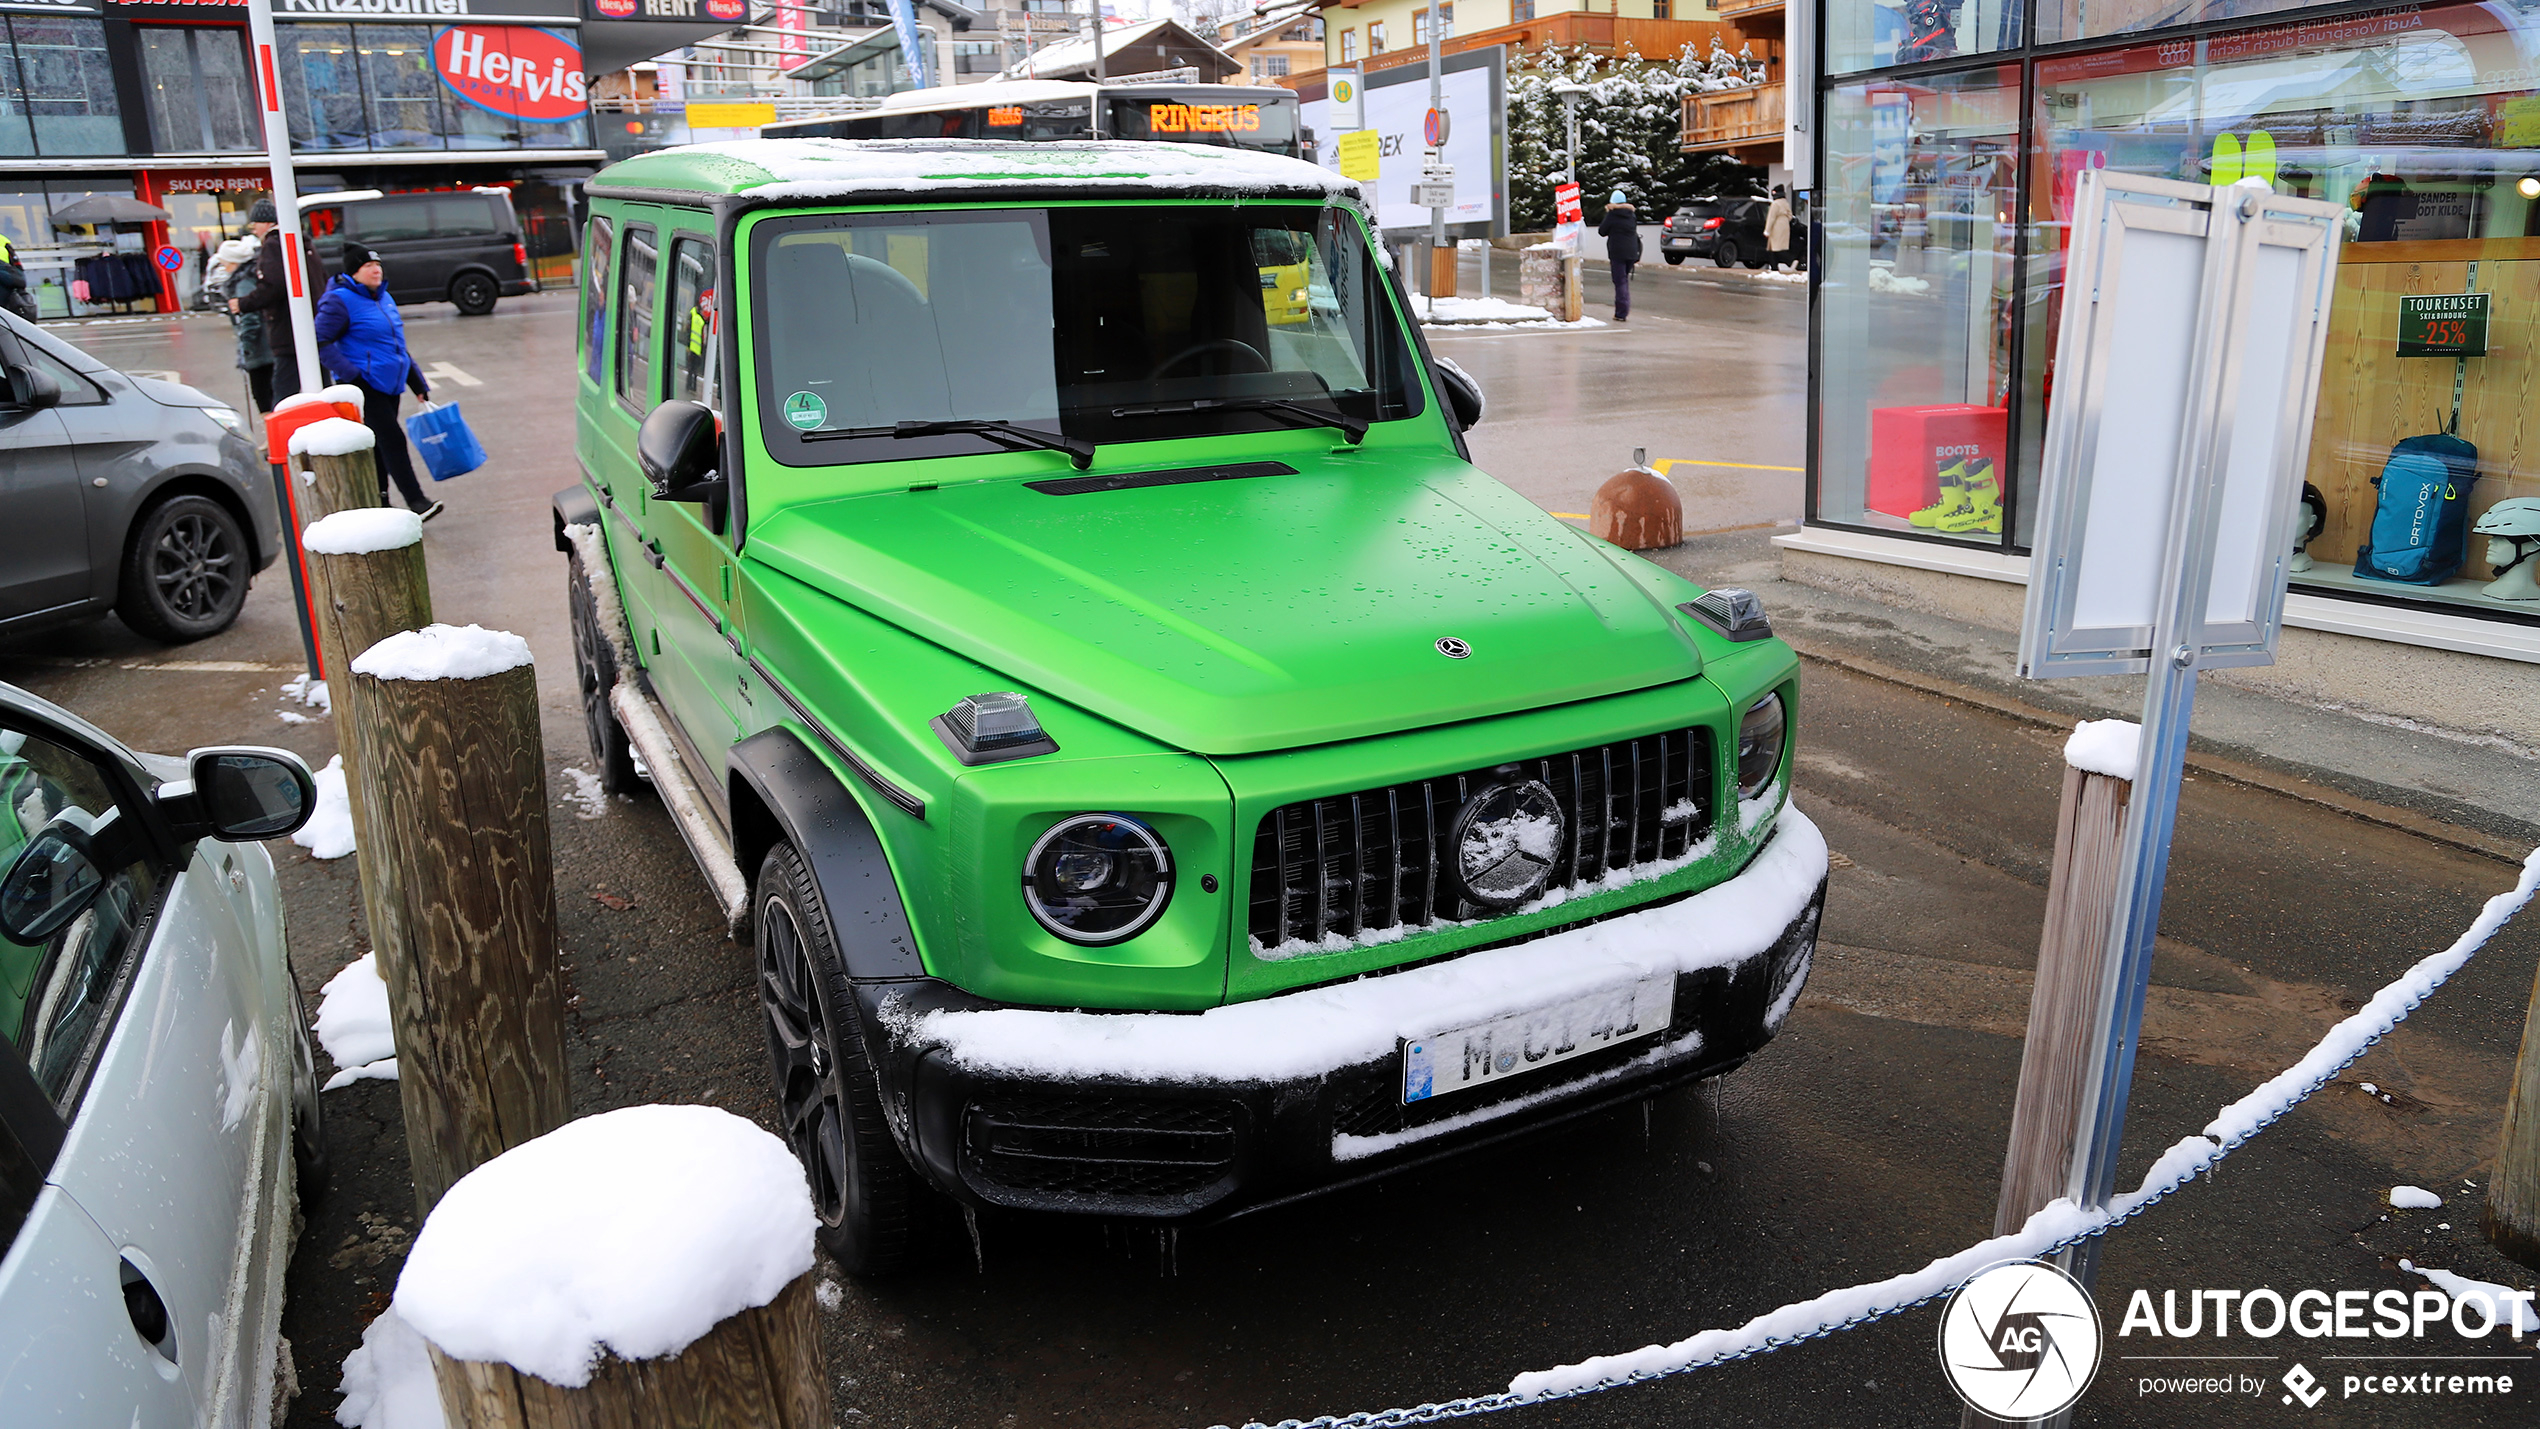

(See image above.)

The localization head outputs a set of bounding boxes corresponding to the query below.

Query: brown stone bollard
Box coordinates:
[1589,451,1683,550]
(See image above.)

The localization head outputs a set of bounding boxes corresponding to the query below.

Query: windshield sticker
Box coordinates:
[782,391,827,431]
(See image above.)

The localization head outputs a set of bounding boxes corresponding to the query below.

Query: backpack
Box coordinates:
[2354,432,2479,585]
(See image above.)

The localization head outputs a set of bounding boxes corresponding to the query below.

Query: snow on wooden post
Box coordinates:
[1990,721,2139,1238]
[2487,949,2540,1270]
[303,508,431,691]
[345,624,568,1215]
[395,1105,829,1429]
[289,412,385,525]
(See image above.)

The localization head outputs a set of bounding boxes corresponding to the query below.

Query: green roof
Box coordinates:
[590,138,1359,206]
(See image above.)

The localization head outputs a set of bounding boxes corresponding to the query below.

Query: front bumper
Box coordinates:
[856,806,1828,1224]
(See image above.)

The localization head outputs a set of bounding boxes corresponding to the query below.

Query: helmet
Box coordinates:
[2473,497,2540,539]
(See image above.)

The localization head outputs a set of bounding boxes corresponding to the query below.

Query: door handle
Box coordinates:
[119,1256,176,1363]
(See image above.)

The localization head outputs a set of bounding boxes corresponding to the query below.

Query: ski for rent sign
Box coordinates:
[434,26,588,124]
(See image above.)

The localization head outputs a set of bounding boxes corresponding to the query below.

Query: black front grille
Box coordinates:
[965,1093,1241,1199]
[1247,728,1713,951]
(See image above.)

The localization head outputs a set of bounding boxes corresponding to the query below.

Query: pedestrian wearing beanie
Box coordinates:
[314,242,442,520]
[1597,188,1642,321]
[230,196,304,408]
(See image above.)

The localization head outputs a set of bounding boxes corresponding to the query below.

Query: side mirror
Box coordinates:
[4,363,60,412]
[1,815,105,944]
[638,399,723,503]
[1432,357,1484,430]
[161,747,317,842]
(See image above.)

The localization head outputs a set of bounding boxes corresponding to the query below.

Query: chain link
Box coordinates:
[1208,866,2534,1429]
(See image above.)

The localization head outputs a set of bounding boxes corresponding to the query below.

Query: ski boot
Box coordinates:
[1936,459,2002,535]
[1910,459,1970,528]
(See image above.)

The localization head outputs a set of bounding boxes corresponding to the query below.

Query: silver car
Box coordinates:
[0,313,278,643]
[0,681,321,1425]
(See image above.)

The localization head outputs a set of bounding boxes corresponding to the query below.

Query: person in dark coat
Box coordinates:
[314,242,441,520]
[230,198,303,407]
[1598,189,1642,321]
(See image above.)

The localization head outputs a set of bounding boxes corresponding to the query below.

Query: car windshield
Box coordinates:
[748,204,1423,466]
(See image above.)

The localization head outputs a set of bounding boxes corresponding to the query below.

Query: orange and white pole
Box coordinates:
[246,0,322,394]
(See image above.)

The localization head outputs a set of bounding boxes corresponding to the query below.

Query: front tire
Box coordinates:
[1713,240,1740,269]
[119,494,249,642]
[286,974,331,1207]
[449,271,498,316]
[566,543,641,796]
[755,843,936,1277]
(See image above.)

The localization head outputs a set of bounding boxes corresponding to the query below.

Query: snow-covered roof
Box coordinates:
[1000,16,1236,81]
[635,138,1362,205]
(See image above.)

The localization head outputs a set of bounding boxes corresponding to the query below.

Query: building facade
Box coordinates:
[1317,0,1725,73]
[0,0,656,318]
[1790,0,2540,733]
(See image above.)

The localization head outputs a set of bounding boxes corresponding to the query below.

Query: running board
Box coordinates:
[611,681,750,935]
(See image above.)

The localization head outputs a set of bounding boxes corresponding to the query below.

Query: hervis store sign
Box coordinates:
[433,25,588,123]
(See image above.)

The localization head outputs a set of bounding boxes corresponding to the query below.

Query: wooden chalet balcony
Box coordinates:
[1320,12,1731,80]
[1714,0,1784,21]
[1679,80,1783,153]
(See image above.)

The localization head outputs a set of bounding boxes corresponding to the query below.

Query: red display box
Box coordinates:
[1868,404,2008,520]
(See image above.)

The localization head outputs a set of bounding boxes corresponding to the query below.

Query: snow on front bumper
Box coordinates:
[872,808,1828,1217]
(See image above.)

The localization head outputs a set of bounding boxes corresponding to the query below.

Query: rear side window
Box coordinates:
[664,235,718,412]
[617,225,659,412]
[428,197,497,237]
[580,214,614,381]
[348,200,431,243]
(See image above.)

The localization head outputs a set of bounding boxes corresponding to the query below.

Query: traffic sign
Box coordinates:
[1424,108,1450,148]
[1412,181,1456,209]
[153,245,183,272]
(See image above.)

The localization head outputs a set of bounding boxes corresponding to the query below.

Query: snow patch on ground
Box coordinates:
[315,952,396,1083]
[290,417,375,457]
[304,508,423,556]
[1412,295,1554,323]
[2389,1184,2443,1210]
[323,1058,398,1091]
[1867,265,1931,296]
[2400,1261,2540,1334]
[2065,719,2142,781]
[899,806,1825,1084]
[394,1105,816,1388]
[282,673,332,714]
[276,711,310,725]
[352,624,533,683]
[335,1307,447,1429]
[559,766,610,821]
[293,755,354,859]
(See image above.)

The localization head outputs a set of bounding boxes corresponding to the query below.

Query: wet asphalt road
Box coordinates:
[2,286,2534,1429]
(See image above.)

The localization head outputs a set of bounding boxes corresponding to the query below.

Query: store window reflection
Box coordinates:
[140,27,260,154]
[1827,0,2022,76]
[361,26,445,149]
[1817,66,2027,544]
[2031,4,2540,614]
[11,17,121,157]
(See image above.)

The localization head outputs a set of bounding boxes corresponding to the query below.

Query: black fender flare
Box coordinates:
[727,725,924,981]
[551,482,599,553]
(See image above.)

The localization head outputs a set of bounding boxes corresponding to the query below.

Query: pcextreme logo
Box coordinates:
[1938,1260,2104,1419]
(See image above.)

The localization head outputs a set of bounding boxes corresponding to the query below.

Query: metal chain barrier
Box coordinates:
[1210,846,2540,1429]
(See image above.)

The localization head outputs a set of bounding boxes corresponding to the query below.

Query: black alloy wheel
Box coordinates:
[755,843,934,1276]
[565,545,642,796]
[450,271,498,316]
[119,495,248,642]
[286,973,331,1205]
[1714,240,1741,270]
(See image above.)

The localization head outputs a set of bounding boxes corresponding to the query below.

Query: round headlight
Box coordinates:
[1737,692,1787,801]
[1022,814,1173,944]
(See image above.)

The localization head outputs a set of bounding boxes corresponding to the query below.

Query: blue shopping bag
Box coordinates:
[405,400,487,482]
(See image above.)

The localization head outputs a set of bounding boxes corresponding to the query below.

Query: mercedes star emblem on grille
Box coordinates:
[1447,779,1566,908]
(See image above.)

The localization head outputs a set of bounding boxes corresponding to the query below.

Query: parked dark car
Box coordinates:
[1660,197,1805,270]
[0,312,276,644]
[304,189,539,316]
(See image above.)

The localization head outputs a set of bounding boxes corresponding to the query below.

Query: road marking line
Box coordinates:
[1655,457,1805,474]
[423,361,483,388]
[1551,511,1587,520]
[0,655,299,673]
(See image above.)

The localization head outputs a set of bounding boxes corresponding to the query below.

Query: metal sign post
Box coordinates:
[2015,171,2342,1322]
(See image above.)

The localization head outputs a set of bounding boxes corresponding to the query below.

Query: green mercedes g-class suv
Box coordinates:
[558,139,1826,1275]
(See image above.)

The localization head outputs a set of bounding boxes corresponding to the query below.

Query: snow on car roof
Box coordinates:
[595,138,1362,206]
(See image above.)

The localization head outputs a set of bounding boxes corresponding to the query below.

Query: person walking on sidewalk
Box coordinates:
[230,199,303,408]
[1598,189,1642,321]
[1765,185,1795,269]
[314,242,443,521]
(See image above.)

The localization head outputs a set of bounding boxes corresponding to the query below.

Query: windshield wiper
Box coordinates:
[1110,397,1368,445]
[807,419,1095,470]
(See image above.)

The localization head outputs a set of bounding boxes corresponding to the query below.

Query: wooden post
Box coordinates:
[289,415,385,525]
[425,1274,830,1429]
[1992,764,2135,1236]
[2484,955,2540,1270]
[345,626,568,1215]
[1561,254,1585,323]
[302,511,431,698]
[1430,243,1459,300]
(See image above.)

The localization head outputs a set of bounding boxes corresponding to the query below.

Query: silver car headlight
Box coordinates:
[204,406,247,435]
[1022,814,1173,944]
[1736,692,1787,801]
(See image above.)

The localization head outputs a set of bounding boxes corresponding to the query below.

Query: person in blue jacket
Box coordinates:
[314,242,442,521]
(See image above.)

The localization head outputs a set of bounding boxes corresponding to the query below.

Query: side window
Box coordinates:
[15,343,105,408]
[580,213,615,382]
[428,196,497,238]
[663,235,718,413]
[617,225,659,413]
[0,728,160,1113]
[348,199,430,243]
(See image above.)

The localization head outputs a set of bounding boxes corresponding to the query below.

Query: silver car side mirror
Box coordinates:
[161,747,317,842]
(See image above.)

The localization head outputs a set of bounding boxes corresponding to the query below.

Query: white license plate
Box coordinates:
[1401,976,1675,1104]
